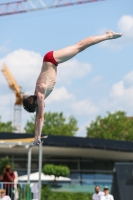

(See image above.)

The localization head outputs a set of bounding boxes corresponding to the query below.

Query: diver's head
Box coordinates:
[22,95,37,113]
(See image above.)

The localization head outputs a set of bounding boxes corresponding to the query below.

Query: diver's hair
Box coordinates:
[22,95,37,113]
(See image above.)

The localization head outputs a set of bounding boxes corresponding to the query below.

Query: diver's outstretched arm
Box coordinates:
[34,92,44,143]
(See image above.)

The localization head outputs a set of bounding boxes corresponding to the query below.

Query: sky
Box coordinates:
[0,0,133,137]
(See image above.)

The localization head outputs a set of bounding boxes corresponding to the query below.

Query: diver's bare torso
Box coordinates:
[35,61,57,99]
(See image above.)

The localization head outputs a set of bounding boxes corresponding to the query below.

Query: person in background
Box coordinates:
[100,186,114,200]
[0,165,15,199]
[92,185,104,200]
[0,189,11,200]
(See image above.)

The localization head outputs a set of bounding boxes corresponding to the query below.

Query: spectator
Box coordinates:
[0,165,15,199]
[0,189,11,200]
[92,185,104,200]
[100,186,114,200]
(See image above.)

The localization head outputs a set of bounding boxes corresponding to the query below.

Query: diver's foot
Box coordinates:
[106,30,123,39]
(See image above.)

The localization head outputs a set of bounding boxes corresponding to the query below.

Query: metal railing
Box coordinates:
[0,182,39,200]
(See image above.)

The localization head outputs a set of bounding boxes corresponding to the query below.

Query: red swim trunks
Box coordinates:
[43,51,58,66]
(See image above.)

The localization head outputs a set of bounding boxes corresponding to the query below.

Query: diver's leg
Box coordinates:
[53,30,122,64]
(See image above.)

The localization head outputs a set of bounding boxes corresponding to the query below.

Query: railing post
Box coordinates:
[38,141,43,200]
[27,146,32,184]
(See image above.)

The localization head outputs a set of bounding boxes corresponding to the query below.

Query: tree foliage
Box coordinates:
[41,185,92,200]
[86,111,133,141]
[42,164,70,181]
[43,164,70,178]
[0,156,14,174]
[24,112,78,136]
[0,116,15,132]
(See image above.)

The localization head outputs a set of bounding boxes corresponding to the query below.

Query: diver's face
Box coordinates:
[28,96,37,105]
[28,96,33,104]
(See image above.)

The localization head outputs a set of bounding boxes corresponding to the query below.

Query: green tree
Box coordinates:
[86,111,133,141]
[0,116,15,132]
[41,186,92,200]
[0,156,14,174]
[42,164,70,183]
[24,112,78,136]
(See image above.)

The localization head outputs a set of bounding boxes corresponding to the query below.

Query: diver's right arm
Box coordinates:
[35,91,44,140]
